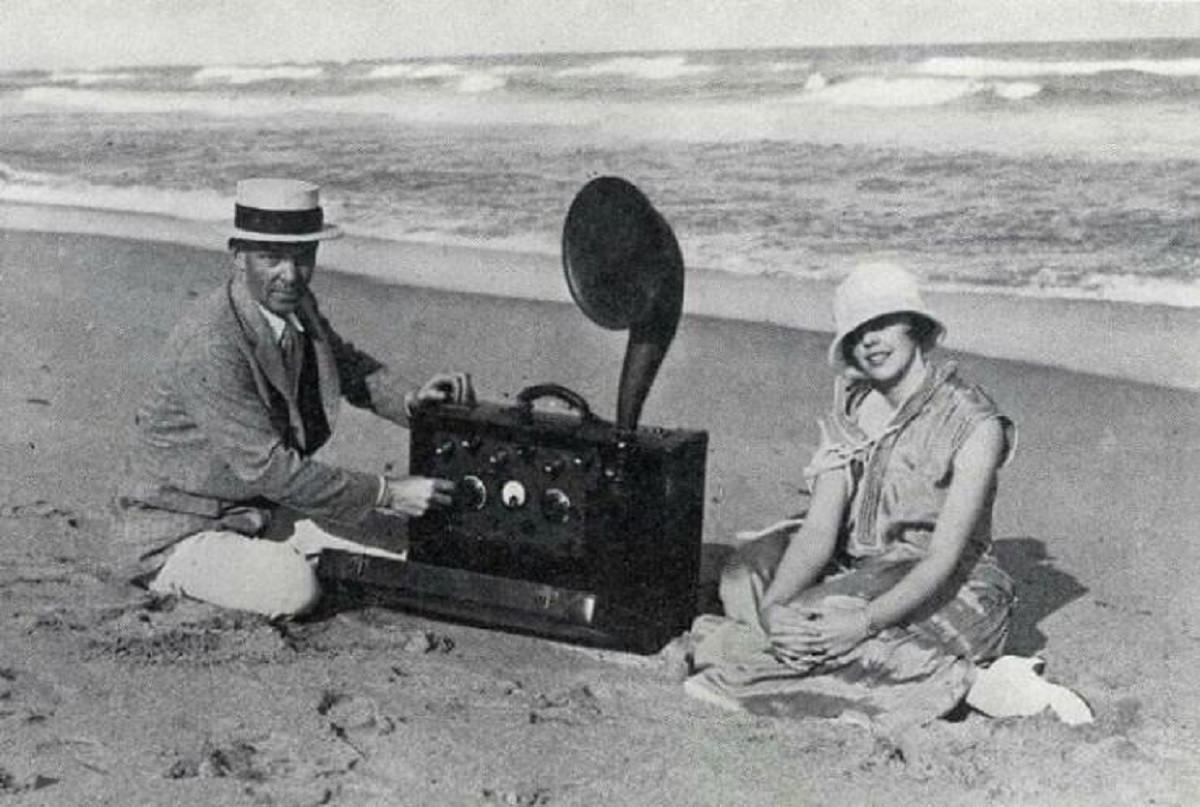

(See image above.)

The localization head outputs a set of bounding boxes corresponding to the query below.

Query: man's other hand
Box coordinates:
[416,372,476,406]
[383,477,455,517]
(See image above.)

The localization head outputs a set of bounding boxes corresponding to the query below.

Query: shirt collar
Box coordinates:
[256,305,305,343]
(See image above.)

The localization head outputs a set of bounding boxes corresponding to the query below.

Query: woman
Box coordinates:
[685,263,1016,731]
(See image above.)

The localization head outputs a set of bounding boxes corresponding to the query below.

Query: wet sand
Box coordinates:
[0,228,1196,805]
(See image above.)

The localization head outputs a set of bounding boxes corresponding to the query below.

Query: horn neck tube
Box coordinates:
[616,230,683,432]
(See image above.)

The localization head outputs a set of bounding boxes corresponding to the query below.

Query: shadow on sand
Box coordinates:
[993,536,1088,656]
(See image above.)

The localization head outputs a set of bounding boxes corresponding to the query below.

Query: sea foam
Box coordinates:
[192,64,326,85]
[556,55,717,80]
[798,76,1041,107]
[19,86,301,116]
[915,56,1200,78]
[49,70,139,85]
[0,166,228,222]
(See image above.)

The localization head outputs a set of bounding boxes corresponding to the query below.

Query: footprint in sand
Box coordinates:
[318,690,399,740]
[482,784,554,805]
[0,766,57,796]
[0,667,61,723]
[527,683,607,726]
[165,733,358,804]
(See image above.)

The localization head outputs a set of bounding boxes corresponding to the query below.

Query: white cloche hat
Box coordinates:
[828,262,945,371]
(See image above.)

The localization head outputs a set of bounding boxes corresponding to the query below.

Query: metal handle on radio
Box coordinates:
[515,384,596,423]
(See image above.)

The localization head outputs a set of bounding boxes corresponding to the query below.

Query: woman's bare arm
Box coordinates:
[760,470,849,612]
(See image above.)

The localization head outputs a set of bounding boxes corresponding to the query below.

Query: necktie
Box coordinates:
[279,322,304,393]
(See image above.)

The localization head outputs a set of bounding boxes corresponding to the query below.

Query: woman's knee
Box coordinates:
[717,561,762,624]
[718,531,793,623]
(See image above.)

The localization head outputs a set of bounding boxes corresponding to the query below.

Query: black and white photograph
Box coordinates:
[1,1,1197,803]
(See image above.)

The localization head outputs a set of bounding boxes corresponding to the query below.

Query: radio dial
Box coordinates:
[460,435,483,453]
[541,488,571,523]
[488,449,510,468]
[542,458,566,478]
[434,440,456,459]
[458,475,487,510]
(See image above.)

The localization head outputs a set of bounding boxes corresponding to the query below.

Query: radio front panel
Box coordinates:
[405,400,708,645]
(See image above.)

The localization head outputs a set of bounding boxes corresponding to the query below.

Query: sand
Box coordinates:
[0,227,1197,805]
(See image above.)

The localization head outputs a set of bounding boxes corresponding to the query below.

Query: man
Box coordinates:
[114,178,471,617]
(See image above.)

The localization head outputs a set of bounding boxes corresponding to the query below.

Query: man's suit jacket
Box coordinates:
[114,273,412,576]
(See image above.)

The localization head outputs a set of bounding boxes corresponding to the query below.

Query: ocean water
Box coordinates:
[2,38,1199,307]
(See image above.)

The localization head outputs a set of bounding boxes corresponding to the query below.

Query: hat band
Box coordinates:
[234,204,323,237]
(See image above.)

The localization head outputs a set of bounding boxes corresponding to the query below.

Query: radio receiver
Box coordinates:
[318,177,708,653]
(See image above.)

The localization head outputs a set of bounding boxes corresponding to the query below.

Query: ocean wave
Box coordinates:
[13,85,579,123]
[19,86,271,115]
[915,56,1200,78]
[766,60,812,74]
[797,76,1042,107]
[455,73,506,93]
[192,64,326,85]
[341,220,559,257]
[49,70,139,85]
[804,73,829,91]
[411,63,470,80]
[17,86,434,118]
[556,54,717,80]
[363,62,506,93]
[363,62,468,81]
[1054,270,1200,307]
[0,160,63,186]
[0,167,228,222]
[933,272,1200,308]
[992,81,1042,101]
[364,64,417,80]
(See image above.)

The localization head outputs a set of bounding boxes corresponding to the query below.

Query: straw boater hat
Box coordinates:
[227,178,342,242]
[828,262,945,372]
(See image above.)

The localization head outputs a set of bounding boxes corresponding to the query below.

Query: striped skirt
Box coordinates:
[685,529,1014,732]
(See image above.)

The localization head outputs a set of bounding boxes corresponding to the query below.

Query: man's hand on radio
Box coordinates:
[417,372,476,406]
[382,477,456,517]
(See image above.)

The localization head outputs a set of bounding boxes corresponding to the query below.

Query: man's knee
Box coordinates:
[151,531,322,618]
[267,559,322,618]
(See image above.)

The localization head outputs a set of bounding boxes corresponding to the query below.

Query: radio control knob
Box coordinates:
[458,475,487,510]
[434,440,456,459]
[541,488,571,523]
[501,480,527,509]
[542,458,565,478]
[460,435,482,453]
[488,449,510,468]
[571,454,592,470]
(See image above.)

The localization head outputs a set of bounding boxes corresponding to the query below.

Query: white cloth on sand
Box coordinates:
[966,655,1093,725]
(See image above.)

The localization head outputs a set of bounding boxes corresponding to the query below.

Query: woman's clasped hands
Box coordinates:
[764,595,873,671]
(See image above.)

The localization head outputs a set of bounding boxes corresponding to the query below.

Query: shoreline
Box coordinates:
[1,200,1197,392]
